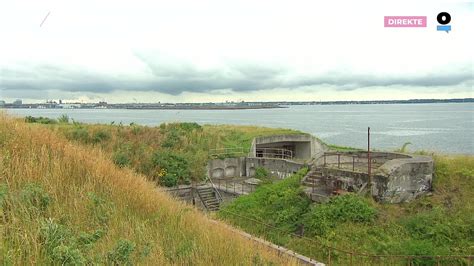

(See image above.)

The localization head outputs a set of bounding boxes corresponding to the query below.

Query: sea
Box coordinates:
[5,103,474,154]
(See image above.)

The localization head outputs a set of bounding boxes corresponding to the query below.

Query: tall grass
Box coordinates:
[0,114,297,265]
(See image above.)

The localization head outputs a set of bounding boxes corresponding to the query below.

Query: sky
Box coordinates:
[0,0,473,103]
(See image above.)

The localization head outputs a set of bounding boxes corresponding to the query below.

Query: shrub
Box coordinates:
[151,151,191,187]
[92,130,111,144]
[107,239,136,265]
[219,168,311,243]
[87,193,112,226]
[20,183,51,213]
[177,122,202,131]
[69,127,90,143]
[161,130,181,148]
[303,194,377,236]
[77,229,105,248]
[51,245,85,265]
[40,219,73,256]
[113,152,130,168]
[25,116,57,124]
[254,167,269,179]
[57,114,70,124]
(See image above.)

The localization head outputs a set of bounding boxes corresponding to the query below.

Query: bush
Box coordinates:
[92,130,111,144]
[87,193,112,226]
[161,130,181,148]
[107,239,136,265]
[40,219,73,256]
[303,194,377,236]
[113,152,130,168]
[20,183,51,213]
[51,245,85,265]
[69,127,90,143]
[57,114,70,124]
[151,151,191,187]
[25,116,57,124]
[254,167,269,179]
[219,168,310,243]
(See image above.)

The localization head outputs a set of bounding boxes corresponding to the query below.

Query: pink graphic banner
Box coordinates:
[384,16,427,27]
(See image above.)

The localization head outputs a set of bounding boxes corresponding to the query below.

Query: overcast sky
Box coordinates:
[0,0,472,103]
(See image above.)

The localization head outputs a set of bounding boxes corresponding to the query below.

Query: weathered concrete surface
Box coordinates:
[208,156,306,179]
[207,157,246,179]
[304,151,434,204]
[375,155,433,203]
[246,157,305,179]
[250,134,328,160]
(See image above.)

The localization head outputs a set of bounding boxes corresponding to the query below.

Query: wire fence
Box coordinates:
[218,208,473,265]
[216,183,473,266]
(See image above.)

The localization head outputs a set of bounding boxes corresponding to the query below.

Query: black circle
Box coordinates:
[437,12,451,25]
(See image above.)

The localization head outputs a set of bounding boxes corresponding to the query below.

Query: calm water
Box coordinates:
[5,103,474,154]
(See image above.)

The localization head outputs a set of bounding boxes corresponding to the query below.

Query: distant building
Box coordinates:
[0,100,5,107]
[13,99,22,105]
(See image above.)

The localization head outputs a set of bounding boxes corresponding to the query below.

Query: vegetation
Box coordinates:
[26,116,302,186]
[0,114,297,264]
[219,156,474,265]
[9,114,474,265]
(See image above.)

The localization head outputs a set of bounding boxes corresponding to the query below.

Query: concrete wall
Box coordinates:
[207,157,246,179]
[207,156,306,180]
[250,134,328,160]
[312,153,434,203]
[246,157,305,179]
[375,155,433,203]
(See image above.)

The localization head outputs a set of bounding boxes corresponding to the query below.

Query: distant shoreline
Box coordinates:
[0,98,472,110]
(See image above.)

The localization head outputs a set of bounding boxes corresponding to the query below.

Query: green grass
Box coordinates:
[1,114,298,265]
[218,156,474,265]
[25,117,302,186]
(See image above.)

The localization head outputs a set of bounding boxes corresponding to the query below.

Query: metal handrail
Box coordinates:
[256,148,293,160]
[205,175,223,202]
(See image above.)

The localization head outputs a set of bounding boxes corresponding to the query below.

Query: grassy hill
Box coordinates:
[0,114,298,265]
[219,156,474,265]
[25,115,301,187]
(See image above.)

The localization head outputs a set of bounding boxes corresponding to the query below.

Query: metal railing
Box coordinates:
[213,178,257,196]
[204,175,223,202]
[256,148,293,160]
[209,147,247,158]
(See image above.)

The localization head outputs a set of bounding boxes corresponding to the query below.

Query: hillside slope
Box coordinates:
[0,114,297,265]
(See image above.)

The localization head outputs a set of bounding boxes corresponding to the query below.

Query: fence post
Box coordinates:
[324,154,326,166]
[337,153,341,168]
[328,248,331,266]
[352,156,355,171]
[242,182,244,194]
[350,252,353,266]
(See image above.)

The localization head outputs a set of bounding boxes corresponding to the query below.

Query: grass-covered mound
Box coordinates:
[24,116,302,187]
[219,156,474,265]
[0,114,297,265]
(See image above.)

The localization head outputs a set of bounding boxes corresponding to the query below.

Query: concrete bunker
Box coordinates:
[207,133,434,204]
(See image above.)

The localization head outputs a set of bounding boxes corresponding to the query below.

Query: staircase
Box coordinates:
[302,168,330,203]
[197,186,221,211]
[302,169,324,187]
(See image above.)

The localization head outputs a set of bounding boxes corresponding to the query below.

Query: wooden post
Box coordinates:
[337,153,341,168]
[352,156,355,171]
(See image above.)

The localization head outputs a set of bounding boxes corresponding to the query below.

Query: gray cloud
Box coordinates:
[1,57,472,98]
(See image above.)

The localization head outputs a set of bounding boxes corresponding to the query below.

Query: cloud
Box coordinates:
[1,57,472,98]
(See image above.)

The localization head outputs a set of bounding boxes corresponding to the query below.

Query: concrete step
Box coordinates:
[197,187,214,192]
[199,191,215,196]
[303,182,320,187]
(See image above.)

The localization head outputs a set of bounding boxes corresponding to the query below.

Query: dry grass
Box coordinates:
[0,114,298,265]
